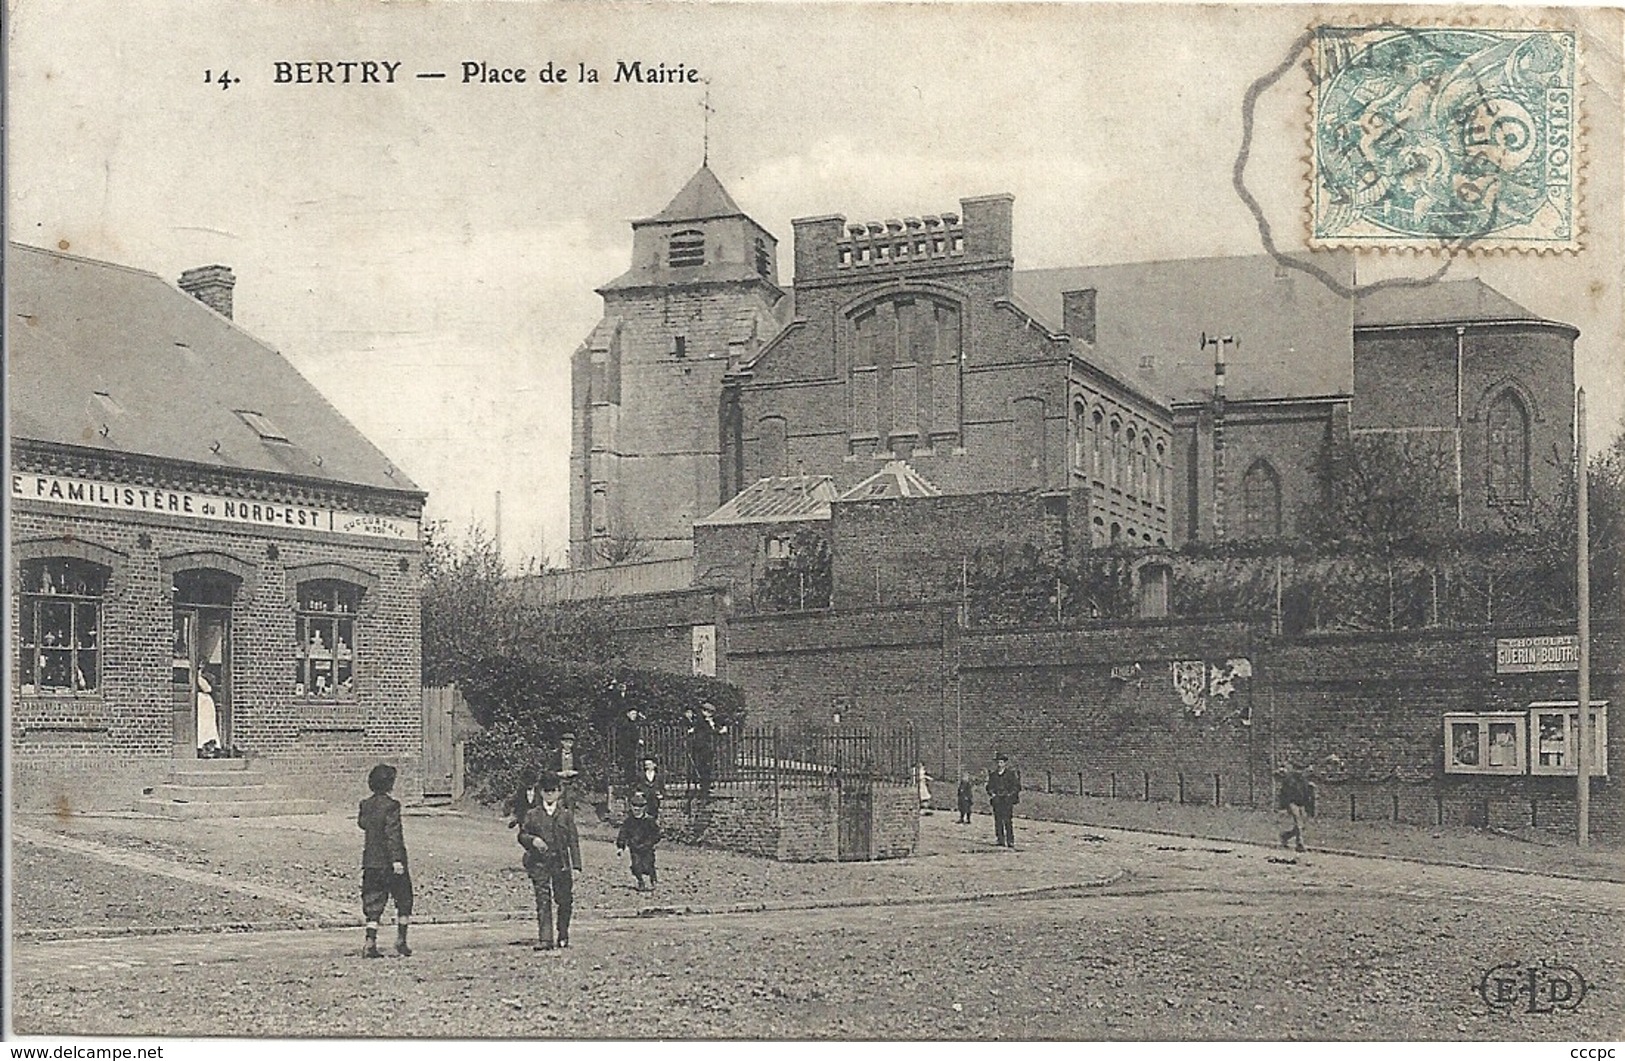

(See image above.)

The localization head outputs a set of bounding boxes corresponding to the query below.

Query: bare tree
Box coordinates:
[590,519,654,566]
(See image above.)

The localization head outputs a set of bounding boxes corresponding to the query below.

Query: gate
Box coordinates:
[836,774,873,860]
[421,685,464,802]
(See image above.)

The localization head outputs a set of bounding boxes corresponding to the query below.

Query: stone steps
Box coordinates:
[135,760,327,819]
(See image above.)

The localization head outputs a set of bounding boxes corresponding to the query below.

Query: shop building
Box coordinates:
[9,244,426,809]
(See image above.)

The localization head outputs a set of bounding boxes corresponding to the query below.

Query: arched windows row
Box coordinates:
[1073,400,1167,506]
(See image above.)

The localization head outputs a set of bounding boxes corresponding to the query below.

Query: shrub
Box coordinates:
[459,656,745,804]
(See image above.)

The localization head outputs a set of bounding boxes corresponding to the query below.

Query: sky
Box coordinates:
[8,1,1622,567]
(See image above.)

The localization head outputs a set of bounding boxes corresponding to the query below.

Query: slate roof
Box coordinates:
[1012,254,1357,405]
[1354,278,1544,328]
[641,166,746,225]
[694,474,837,526]
[7,243,420,495]
[837,461,942,501]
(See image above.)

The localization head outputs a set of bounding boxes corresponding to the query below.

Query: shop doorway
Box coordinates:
[172,570,236,757]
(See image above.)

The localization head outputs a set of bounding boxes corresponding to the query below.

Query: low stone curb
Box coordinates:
[14,869,1126,942]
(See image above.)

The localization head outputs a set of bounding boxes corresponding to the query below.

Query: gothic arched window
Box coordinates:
[1109,418,1123,489]
[1242,459,1282,540]
[1486,390,1531,503]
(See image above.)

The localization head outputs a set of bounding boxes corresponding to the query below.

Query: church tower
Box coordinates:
[570,167,788,567]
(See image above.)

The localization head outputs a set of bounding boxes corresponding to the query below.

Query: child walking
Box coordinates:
[518,771,582,950]
[357,763,413,958]
[616,789,661,891]
[956,772,975,824]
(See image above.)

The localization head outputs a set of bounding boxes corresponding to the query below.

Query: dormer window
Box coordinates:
[236,409,290,444]
[668,229,705,268]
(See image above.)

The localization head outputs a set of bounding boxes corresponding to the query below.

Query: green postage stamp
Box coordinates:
[1310,25,1578,251]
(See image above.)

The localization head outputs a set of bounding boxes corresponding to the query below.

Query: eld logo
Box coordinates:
[1477,960,1588,1014]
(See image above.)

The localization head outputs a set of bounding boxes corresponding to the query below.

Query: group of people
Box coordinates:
[616,700,727,798]
[916,754,1026,847]
[355,747,1318,957]
[354,749,669,957]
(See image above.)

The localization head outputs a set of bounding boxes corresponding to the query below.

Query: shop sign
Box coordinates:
[1495,635,1579,674]
[12,472,418,542]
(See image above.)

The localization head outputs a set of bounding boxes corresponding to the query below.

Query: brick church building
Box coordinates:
[570,166,1578,568]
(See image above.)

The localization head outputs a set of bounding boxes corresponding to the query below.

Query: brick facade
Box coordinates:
[570,171,1575,567]
[10,453,423,812]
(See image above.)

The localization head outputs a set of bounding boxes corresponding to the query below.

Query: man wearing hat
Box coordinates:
[687,701,726,798]
[986,752,1022,848]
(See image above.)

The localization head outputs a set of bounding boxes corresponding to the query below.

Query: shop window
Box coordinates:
[295,580,363,701]
[17,557,108,695]
[1443,712,1526,775]
[1529,701,1608,777]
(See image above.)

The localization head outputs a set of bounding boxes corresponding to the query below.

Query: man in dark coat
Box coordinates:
[509,765,541,829]
[518,771,582,950]
[1276,764,1314,853]
[357,763,413,957]
[687,702,726,797]
[986,753,1022,848]
[615,708,646,787]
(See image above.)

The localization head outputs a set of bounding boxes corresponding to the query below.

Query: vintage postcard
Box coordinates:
[6,0,1623,1047]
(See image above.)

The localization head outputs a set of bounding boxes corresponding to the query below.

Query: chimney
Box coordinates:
[1063,288,1097,345]
[179,265,235,319]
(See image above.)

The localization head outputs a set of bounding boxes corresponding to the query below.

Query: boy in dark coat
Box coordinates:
[615,789,661,891]
[956,772,975,824]
[1276,764,1314,853]
[518,771,582,950]
[357,763,413,958]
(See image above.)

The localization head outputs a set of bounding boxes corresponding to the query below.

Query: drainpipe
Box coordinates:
[1454,326,1465,529]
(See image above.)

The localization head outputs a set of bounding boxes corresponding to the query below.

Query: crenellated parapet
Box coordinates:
[793,194,1013,283]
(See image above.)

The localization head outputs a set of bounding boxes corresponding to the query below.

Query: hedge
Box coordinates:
[459,656,746,807]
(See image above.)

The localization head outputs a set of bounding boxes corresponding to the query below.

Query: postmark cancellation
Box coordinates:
[1309,25,1578,252]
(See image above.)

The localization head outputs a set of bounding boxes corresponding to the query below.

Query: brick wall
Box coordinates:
[1351,324,1575,528]
[654,781,918,861]
[831,491,1068,609]
[11,478,423,811]
[601,589,1621,836]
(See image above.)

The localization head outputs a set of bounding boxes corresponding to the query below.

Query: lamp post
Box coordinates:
[1576,388,1590,847]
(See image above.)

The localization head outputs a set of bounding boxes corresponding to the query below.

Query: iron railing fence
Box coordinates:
[620,723,918,792]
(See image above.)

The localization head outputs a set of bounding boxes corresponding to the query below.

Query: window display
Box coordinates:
[295,580,362,700]
[1528,702,1608,776]
[1442,712,1526,775]
[17,558,108,695]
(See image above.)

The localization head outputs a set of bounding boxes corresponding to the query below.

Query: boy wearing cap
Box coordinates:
[986,753,1022,849]
[616,789,661,891]
[519,771,582,950]
[357,763,413,958]
[632,754,666,820]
